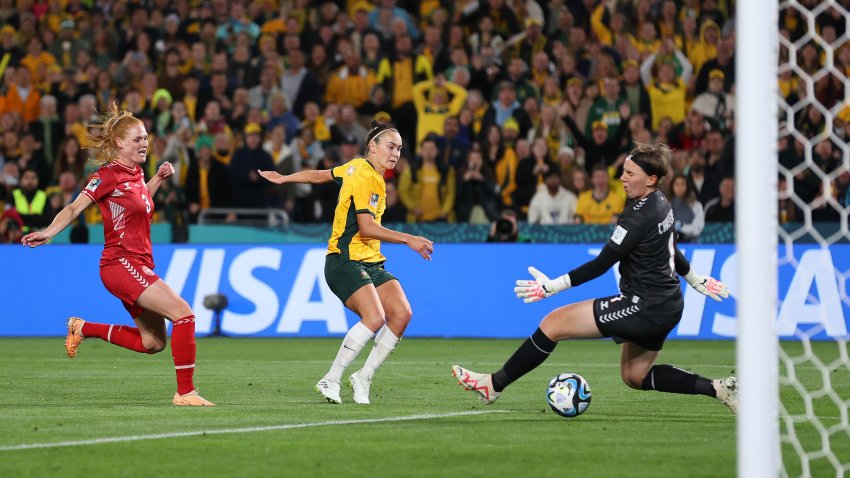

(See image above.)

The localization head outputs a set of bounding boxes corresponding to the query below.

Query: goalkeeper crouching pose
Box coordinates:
[452,142,738,413]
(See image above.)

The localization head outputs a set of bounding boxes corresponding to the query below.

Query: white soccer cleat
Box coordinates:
[452,365,500,404]
[316,377,342,404]
[349,369,372,405]
[714,376,738,414]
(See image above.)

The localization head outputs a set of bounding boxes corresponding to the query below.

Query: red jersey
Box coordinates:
[82,161,155,268]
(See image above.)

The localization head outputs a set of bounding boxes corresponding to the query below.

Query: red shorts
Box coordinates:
[100,257,161,318]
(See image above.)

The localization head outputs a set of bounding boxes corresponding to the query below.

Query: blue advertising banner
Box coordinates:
[1,243,847,339]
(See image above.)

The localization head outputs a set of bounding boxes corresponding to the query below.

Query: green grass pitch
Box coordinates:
[0,337,841,477]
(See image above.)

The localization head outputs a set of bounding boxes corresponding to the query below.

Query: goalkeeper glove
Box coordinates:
[514,266,571,303]
[684,270,730,302]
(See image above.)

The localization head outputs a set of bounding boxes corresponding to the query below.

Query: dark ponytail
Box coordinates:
[365,119,398,147]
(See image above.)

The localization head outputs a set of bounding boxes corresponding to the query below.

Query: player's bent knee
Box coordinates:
[177,297,192,313]
[623,376,644,390]
[143,338,167,354]
[621,370,646,390]
[171,297,193,319]
[539,314,575,340]
[389,306,412,325]
[361,316,386,332]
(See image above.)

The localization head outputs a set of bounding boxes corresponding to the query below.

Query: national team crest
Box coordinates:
[369,193,379,208]
[347,165,356,176]
[142,266,155,276]
[85,177,101,192]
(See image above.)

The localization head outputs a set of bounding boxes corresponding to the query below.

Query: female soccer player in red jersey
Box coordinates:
[21,100,214,406]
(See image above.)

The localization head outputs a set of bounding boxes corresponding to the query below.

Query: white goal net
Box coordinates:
[775,1,850,477]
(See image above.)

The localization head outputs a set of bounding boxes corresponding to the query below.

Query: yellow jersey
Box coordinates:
[328,158,387,262]
[575,189,626,225]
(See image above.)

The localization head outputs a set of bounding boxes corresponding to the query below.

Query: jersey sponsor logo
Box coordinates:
[85,177,101,192]
[142,266,155,276]
[369,193,379,208]
[611,225,628,245]
[657,209,675,234]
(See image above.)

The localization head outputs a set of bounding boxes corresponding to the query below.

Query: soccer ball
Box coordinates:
[546,373,591,418]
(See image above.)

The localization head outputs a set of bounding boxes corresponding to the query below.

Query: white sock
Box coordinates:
[326,322,375,382]
[360,325,400,379]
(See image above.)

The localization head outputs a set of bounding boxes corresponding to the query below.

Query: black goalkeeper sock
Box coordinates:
[491,328,557,392]
[641,364,716,397]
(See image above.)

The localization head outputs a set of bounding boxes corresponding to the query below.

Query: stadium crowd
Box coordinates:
[0,0,847,245]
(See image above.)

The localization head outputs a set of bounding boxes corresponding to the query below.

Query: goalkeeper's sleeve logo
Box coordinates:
[611,225,628,245]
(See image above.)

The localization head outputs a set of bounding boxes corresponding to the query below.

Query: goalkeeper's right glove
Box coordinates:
[684,270,730,302]
[514,266,571,303]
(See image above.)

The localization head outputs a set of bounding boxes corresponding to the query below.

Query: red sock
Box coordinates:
[171,315,196,395]
[81,322,149,353]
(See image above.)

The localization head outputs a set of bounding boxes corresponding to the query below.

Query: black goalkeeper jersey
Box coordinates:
[606,190,684,318]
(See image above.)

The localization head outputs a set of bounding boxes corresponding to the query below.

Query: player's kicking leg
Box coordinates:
[64,316,158,358]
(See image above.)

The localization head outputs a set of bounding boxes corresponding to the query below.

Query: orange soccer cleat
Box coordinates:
[65,317,86,358]
[172,390,216,406]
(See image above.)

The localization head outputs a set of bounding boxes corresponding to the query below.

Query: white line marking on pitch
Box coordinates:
[0,410,509,451]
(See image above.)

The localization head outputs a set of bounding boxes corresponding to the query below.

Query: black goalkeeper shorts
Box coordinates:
[592,293,681,351]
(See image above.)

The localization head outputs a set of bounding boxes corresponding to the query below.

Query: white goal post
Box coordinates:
[737,0,781,476]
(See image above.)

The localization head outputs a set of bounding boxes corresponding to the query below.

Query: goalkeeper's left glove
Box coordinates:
[514,266,571,303]
[684,270,730,302]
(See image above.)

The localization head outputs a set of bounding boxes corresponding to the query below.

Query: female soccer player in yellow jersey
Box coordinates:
[259,120,434,404]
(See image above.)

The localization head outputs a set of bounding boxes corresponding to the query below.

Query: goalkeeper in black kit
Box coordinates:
[453,142,738,413]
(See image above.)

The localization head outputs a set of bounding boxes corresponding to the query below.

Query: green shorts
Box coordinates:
[325,253,397,303]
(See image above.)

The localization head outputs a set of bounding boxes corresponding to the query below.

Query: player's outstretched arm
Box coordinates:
[515,245,624,303]
[21,193,94,248]
[674,247,729,301]
[356,212,433,260]
[258,169,334,185]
